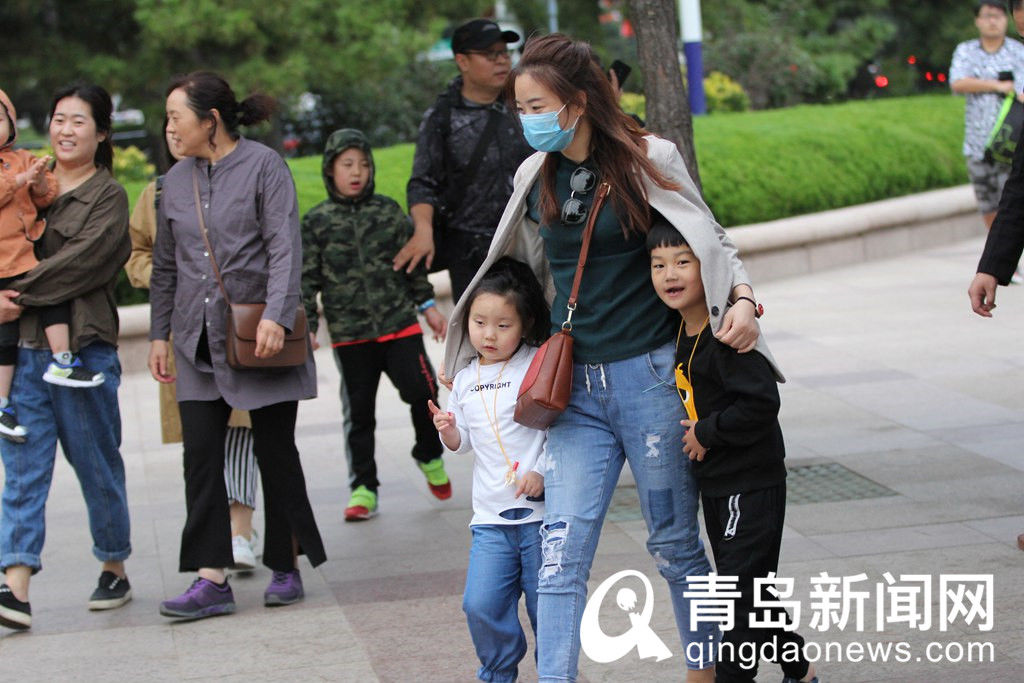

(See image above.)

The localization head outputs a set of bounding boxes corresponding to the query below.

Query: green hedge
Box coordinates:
[694,95,967,226]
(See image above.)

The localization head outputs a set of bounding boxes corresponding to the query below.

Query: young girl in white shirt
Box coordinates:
[428,257,550,683]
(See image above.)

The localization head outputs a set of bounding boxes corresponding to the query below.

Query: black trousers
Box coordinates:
[334,334,441,492]
[445,230,493,303]
[702,483,809,682]
[178,398,326,572]
[0,271,70,365]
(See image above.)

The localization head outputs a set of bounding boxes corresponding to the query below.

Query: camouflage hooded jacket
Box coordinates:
[301,129,434,343]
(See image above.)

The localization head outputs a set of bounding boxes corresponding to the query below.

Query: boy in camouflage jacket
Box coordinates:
[301,129,450,521]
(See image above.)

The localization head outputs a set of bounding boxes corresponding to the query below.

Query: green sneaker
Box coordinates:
[418,458,451,500]
[344,485,378,522]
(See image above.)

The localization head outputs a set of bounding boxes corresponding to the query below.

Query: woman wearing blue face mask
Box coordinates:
[441,34,784,683]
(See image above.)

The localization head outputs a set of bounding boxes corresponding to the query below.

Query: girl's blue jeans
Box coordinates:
[0,343,131,571]
[537,342,718,681]
[464,521,542,682]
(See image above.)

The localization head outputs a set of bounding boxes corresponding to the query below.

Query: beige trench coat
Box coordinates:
[442,135,782,381]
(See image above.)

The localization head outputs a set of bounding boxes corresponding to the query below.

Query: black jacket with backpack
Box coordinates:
[406,76,532,238]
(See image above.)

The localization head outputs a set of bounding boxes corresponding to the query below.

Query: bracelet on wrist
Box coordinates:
[417,298,436,313]
[731,295,764,319]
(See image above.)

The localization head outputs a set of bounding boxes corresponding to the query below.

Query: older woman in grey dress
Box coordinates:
[149,71,324,620]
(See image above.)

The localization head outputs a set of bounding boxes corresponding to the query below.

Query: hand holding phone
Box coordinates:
[609,59,632,89]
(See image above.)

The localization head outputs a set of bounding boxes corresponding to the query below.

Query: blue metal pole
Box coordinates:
[548,0,558,33]
[679,0,706,115]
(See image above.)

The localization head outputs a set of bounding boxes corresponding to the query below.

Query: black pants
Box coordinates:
[445,230,493,303]
[334,334,441,492]
[0,271,69,365]
[178,398,326,572]
[702,483,810,682]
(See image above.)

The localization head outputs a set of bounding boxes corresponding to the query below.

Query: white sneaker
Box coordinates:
[231,533,256,570]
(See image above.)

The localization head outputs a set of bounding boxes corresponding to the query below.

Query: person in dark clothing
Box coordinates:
[402,18,533,301]
[648,219,817,683]
[302,128,449,522]
[966,0,1024,554]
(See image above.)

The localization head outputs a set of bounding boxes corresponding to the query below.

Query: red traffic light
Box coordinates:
[907,55,917,65]
[875,75,890,88]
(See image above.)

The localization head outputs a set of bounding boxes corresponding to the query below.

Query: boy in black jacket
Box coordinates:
[648,218,817,683]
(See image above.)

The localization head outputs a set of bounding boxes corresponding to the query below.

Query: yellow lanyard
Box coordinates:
[476,358,518,486]
[674,317,709,422]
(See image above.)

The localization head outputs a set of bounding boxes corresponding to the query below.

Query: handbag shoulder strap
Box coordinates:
[563,181,611,330]
[192,166,232,306]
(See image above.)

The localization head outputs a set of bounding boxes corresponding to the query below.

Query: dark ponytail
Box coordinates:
[237,94,276,127]
[49,82,114,171]
[166,71,276,150]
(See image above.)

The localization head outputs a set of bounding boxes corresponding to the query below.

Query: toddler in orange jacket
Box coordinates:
[0,88,105,443]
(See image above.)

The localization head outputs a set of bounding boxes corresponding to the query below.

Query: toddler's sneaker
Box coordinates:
[264,569,304,606]
[88,571,132,610]
[418,458,452,500]
[0,406,27,443]
[43,355,104,388]
[159,577,235,620]
[0,583,30,630]
[344,485,377,521]
[231,531,257,570]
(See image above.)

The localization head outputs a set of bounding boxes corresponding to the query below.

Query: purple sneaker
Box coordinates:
[264,569,304,606]
[160,577,236,620]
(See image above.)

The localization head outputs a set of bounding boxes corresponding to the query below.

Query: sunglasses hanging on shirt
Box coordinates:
[561,166,597,225]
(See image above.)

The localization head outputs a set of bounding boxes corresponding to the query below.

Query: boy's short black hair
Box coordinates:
[978,0,1007,15]
[645,213,689,253]
[1010,0,1023,13]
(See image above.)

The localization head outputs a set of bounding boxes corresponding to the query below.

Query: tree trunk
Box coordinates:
[627,0,703,194]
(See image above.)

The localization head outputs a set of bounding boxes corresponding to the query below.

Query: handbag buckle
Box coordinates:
[562,302,576,332]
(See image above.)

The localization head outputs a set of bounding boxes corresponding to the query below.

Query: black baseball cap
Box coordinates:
[451,19,520,54]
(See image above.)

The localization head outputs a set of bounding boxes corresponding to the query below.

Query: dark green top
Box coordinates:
[527,155,676,363]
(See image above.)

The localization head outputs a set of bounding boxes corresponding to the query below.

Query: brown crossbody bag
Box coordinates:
[192,169,308,370]
[514,181,611,429]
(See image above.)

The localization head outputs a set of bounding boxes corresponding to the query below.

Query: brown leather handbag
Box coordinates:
[192,170,309,370]
[514,181,610,429]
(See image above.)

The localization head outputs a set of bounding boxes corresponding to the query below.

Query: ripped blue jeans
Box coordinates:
[537,342,718,680]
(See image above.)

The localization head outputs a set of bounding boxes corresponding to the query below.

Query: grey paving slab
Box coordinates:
[2,234,1024,680]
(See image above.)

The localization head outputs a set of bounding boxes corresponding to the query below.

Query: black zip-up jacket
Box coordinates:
[406,77,533,236]
[677,330,788,497]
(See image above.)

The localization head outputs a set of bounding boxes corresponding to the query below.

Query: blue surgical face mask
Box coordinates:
[519,104,580,153]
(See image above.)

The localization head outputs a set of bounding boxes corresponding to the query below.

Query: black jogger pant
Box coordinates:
[333,334,441,492]
[702,482,810,682]
[178,398,326,573]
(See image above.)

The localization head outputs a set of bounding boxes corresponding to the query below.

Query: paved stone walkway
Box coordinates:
[1,236,1023,681]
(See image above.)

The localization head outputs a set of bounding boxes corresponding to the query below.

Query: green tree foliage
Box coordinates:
[1,0,491,146]
[0,0,140,129]
[703,0,898,108]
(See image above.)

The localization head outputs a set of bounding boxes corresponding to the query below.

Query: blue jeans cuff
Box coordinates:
[477,667,518,683]
[92,543,131,563]
[1,552,41,573]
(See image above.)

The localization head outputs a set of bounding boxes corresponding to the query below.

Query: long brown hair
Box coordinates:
[507,34,679,237]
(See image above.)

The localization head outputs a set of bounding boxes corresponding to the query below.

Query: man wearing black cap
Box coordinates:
[400,18,533,301]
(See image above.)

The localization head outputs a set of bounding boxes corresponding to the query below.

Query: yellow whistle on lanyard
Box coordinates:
[674,364,699,422]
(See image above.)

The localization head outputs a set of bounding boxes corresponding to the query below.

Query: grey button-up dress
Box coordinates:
[149,138,316,410]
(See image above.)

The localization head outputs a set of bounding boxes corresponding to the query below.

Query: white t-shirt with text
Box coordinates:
[445,344,546,527]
